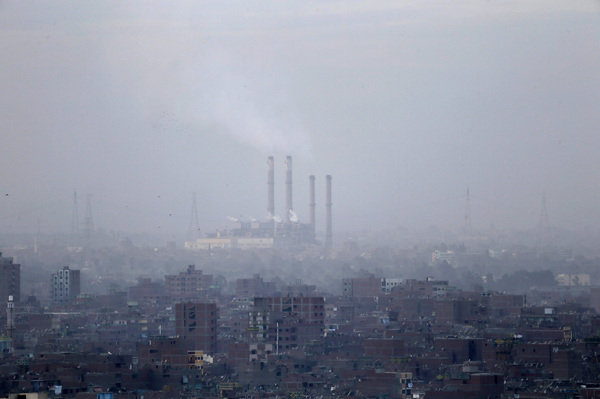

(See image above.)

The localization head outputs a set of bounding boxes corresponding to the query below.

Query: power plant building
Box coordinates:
[184,156,330,250]
[185,238,275,250]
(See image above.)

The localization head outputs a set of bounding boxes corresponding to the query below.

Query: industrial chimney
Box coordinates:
[267,156,275,219]
[325,175,332,249]
[309,175,316,234]
[285,156,293,223]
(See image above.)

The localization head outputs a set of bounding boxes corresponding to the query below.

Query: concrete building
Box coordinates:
[128,277,169,308]
[0,253,20,303]
[51,266,80,304]
[489,293,526,317]
[235,274,276,299]
[432,250,457,265]
[354,370,413,399]
[165,265,213,301]
[343,275,383,297]
[556,273,590,286]
[137,336,189,369]
[363,338,405,358]
[185,236,274,250]
[250,296,325,349]
[281,280,317,297]
[175,302,218,354]
[185,237,234,250]
[384,278,402,292]
[426,373,504,398]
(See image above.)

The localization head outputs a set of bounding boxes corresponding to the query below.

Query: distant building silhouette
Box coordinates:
[165,265,213,301]
[0,253,20,303]
[51,266,80,304]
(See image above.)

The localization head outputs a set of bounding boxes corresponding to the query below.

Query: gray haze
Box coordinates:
[1,1,600,242]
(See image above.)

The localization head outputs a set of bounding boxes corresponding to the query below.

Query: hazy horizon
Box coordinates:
[2,1,599,241]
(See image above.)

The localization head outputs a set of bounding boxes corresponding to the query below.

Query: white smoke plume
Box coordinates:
[96,4,314,158]
[189,49,313,157]
[289,210,299,223]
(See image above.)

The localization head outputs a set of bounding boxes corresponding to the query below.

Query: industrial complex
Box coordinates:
[184,156,332,251]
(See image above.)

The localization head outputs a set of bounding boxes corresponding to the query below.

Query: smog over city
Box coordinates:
[1,2,600,398]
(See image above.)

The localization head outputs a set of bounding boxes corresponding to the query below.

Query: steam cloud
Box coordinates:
[191,50,313,157]
[97,10,313,159]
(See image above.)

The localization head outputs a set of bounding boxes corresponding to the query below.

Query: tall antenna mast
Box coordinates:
[463,188,472,240]
[538,192,550,232]
[535,192,552,250]
[34,219,40,254]
[325,175,333,250]
[285,156,293,224]
[71,191,79,245]
[83,194,94,247]
[187,192,201,241]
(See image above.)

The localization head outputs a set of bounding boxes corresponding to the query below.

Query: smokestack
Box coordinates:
[325,175,332,250]
[267,156,275,219]
[285,156,293,223]
[309,175,316,234]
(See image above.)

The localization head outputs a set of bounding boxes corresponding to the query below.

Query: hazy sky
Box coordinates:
[1,1,600,242]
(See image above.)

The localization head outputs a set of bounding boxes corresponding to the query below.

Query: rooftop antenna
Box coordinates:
[187,191,201,241]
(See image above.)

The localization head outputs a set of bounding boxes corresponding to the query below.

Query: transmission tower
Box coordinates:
[34,219,40,255]
[71,191,79,245]
[463,188,473,240]
[83,194,94,246]
[535,192,554,251]
[187,192,201,241]
[537,192,550,232]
